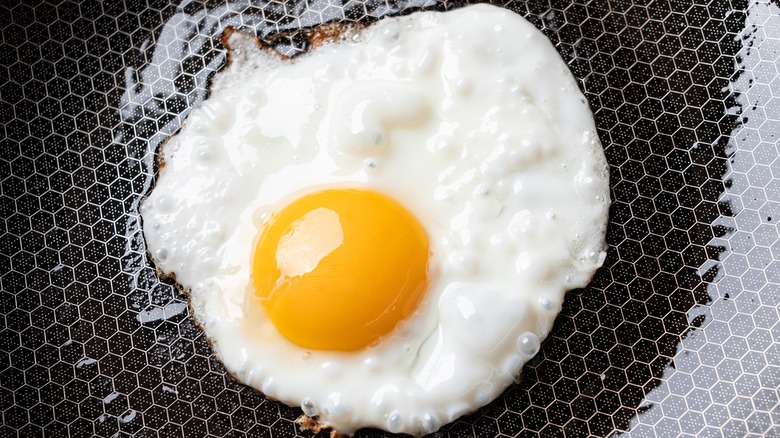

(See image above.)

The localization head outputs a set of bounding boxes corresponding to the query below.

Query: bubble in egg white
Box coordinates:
[154,248,168,263]
[518,332,541,357]
[386,410,403,433]
[362,357,379,372]
[501,353,523,377]
[474,382,494,405]
[301,398,318,417]
[261,378,274,394]
[447,251,479,276]
[140,3,610,436]
[421,413,439,434]
[361,158,378,173]
[155,194,173,212]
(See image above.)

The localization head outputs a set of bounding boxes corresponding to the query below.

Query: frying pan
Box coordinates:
[1,0,778,436]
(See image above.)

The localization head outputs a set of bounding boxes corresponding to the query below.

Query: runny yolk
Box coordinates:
[252,188,430,351]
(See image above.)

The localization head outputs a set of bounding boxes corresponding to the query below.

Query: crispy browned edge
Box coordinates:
[143,20,368,438]
[295,415,349,438]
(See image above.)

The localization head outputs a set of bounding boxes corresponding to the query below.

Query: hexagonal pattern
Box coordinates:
[1,0,777,437]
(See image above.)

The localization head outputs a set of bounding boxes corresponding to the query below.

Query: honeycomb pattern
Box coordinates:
[1,0,777,437]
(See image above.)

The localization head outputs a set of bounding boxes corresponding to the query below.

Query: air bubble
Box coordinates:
[580,248,598,265]
[301,398,318,417]
[517,332,540,357]
[474,382,493,405]
[381,21,401,42]
[539,297,552,310]
[192,121,208,134]
[253,210,270,228]
[197,147,213,162]
[363,158,379,174]
[154,248,169,262]
[448,251,478,276]
[261,377,274,394]
[421,413,439,434]
[363,357,379,371]
[327,392,348,420]
[386,411,403,433]
[501,354,523,376]
[156,195,173,212]
[238,367,255,383]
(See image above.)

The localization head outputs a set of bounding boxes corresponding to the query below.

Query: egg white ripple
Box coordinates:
[141,4,610,435]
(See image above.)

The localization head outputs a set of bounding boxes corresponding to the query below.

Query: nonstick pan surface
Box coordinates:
[1,0,778,436]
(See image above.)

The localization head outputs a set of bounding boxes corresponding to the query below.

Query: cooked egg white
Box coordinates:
[141,4,610,435]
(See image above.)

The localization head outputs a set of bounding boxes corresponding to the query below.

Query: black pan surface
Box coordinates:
[1,0,778,436]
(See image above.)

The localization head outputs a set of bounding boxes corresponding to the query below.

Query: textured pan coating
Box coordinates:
[1,1,778,437]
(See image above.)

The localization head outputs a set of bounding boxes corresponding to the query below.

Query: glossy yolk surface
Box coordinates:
[252,188,430,351]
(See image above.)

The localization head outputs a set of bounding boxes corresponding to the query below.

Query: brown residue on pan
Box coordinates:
[295,415,346,438]
[153,138,169,174]
[220,27,254,65]
[220,22,364,64]
[307,21,363,50]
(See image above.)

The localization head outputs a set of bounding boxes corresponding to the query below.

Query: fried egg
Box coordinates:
[141,4,610,435]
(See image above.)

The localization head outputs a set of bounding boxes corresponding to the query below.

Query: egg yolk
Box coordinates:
[252,188,430,351]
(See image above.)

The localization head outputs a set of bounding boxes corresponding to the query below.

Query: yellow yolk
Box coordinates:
[252,188,430,351]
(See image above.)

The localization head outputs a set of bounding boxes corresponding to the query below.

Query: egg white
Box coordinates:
[141,4,610,435]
